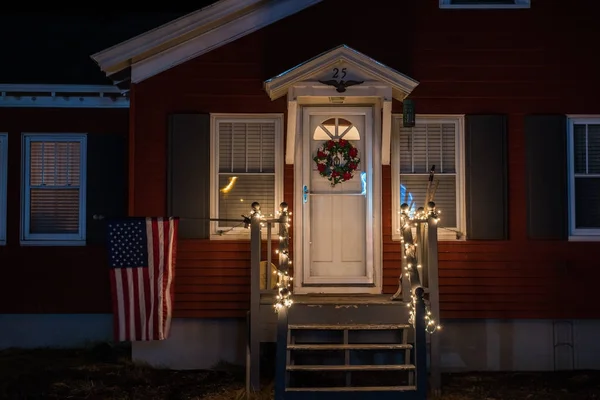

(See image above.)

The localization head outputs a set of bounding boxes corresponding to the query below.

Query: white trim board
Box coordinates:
[439,0,530,9]
[91,0,323,84]
[0,134,7,245]
[0,84,129,108]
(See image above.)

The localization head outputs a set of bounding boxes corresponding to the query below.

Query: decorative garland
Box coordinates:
[313,139,360,187]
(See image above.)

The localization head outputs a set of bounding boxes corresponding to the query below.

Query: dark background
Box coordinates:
[0,7,220,84]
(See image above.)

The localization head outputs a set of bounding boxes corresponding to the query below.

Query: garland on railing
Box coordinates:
[400,201,441,334]
[274,202,293,311]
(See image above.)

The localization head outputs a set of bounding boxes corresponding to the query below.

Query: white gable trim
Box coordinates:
[264,45,419,102]
[91,0,323,84]
[91,0,263,74]
[0,84,129,108]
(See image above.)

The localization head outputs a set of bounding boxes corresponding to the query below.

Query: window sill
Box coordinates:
[20,240,86,246]
[392,227,467,242]
[391,230,466,242]
[568,235,600,242]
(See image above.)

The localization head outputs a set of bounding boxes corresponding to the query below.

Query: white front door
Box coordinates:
[301,107,374,287]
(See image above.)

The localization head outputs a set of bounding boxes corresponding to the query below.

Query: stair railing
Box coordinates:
[392,165,442,394]
[247,201,293,394]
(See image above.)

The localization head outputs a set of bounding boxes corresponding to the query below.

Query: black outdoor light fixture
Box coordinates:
[403,98,415,127]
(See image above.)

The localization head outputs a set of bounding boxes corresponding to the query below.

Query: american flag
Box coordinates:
[107,217,178,341]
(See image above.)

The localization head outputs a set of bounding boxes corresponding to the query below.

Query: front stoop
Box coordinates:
[274,295,426,399]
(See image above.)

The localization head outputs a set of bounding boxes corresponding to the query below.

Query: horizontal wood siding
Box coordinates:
[0,108,129,313]
[132,0,600,319]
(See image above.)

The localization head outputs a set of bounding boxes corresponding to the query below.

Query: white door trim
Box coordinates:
[293,105,382,295]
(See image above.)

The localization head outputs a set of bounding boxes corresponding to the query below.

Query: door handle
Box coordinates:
[303,185,309,203]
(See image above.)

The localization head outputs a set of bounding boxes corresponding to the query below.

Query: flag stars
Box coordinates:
[107,219,149,268]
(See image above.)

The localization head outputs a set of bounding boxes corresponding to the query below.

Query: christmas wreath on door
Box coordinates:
[313,139,361,187]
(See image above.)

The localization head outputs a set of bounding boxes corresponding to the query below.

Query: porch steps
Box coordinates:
[283,320,422,399]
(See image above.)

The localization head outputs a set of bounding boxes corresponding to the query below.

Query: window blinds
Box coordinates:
[218,121,276,227]
[28,140,82,234]
[398,122,457,227]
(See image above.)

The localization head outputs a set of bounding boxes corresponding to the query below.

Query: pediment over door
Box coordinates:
[264,45,419,102]
[263,45,419,165]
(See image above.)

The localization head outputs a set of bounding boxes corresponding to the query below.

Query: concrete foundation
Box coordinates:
[2,314,598,372]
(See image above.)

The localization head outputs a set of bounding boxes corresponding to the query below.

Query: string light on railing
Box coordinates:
[399,201,441,334]
[249,202,294,311]
[407,293,441,334]
[274,202,293,312]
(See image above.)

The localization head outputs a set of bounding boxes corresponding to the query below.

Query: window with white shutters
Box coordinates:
[391,116,465,240]
[568,118,600,236]
[211,115,283,236]
[22,134,86,244]
[0,134,7,245]
[439,0,530,8]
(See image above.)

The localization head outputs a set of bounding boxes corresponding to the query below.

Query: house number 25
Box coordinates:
[332,67,347,79]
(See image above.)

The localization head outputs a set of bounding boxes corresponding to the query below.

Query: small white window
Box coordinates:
[391,116,466,241]
[439,0,530,9]
[21,134,87,245]
[0,134,7,245]
[567,117,600,238]
[210,114,283,238]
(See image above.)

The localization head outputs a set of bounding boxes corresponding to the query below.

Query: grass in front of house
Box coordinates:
[0,344,245,399]
[0,344,599,399]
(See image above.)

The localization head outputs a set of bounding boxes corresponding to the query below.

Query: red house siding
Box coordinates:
[0,108,128,314]
[130,0,600,319]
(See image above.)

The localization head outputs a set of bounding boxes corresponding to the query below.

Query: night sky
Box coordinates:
[0,7,219,85]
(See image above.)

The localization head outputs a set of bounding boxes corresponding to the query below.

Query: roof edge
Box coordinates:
[0,84,129,108]
[130,0,323,84]
[0,84,123,94]
[91,0,323,84]
[91,0,265,75]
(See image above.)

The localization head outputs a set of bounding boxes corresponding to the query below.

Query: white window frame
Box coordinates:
[21,133,87,246]
[439,0,530,9]
[567,115,600,240]
[0,134,7,245]
[209,114,284,239]
[391,115,466,241]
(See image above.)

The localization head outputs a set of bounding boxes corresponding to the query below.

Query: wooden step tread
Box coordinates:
[287,364,415,371]
[288,344,412,350]
[286,386,417,392]
[289,324,411,330]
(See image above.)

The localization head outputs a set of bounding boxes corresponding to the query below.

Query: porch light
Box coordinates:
[403,99,415,127]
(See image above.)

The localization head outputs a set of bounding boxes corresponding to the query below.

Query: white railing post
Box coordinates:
[249,202,262,391]
[427,201,441,394]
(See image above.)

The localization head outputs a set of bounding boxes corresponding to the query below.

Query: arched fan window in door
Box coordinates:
[313,117,360,140]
